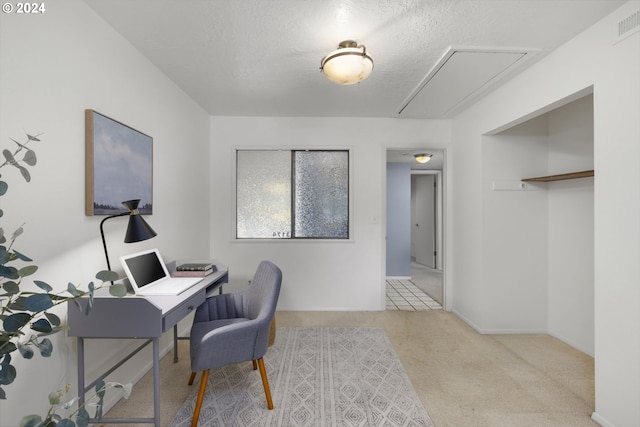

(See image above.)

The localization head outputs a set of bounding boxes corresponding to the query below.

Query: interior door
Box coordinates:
[412,174,436,268]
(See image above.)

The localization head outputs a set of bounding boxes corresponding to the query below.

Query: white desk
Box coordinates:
[67,262,228,426]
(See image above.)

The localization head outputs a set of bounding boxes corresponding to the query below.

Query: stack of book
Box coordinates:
[173,262,217,277]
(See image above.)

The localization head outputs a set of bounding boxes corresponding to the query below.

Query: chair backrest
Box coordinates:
[243,260,282,321]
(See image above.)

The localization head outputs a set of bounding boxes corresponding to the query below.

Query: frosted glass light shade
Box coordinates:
[414,154,432,164]
[320,41,373,85]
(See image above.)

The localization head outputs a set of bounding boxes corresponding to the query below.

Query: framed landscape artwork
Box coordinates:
[85,109,153,216]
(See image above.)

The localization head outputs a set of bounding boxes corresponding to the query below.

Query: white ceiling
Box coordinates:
[83,0,623,170]
[84,0,623,119]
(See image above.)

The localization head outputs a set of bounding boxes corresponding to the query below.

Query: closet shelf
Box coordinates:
[521,170,594,182]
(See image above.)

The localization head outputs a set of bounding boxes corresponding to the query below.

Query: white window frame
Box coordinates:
[231,147,354,242]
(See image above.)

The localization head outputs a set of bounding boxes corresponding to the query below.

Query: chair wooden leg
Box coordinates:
[257,358,274,410]
[252,360,258,370]
[188,372,197,385]
[191,371,209,427]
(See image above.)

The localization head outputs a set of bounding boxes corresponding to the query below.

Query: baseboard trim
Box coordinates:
[386,276,411,280]
[451,308,546,335]
[591,411,613,427]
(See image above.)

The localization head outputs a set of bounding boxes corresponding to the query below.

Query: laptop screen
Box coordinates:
[121,249,168,289]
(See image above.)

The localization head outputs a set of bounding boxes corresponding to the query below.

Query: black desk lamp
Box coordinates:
[99,199,157,272]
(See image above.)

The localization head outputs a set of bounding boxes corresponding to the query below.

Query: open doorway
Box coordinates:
[385,150,445,308]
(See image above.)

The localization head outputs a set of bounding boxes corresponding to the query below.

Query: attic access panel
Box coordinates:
[398,47,536,118]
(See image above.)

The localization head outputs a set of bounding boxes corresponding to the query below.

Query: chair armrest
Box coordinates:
[190,317,270,372]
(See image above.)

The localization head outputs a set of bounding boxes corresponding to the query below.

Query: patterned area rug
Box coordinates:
[170,327,434,427]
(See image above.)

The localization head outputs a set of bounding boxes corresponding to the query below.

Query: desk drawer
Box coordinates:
[163,292,206,332]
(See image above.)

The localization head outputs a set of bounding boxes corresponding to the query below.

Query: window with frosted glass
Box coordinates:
[236,150,291,238]
[236,150,349,239]
[294,151,349,238]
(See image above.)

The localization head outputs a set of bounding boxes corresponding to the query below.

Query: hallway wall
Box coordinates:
[386,163,412,277]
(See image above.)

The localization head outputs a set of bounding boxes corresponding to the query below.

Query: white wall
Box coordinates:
[209,117,451,311]
[451,2,640,425]
[0,1,211,424]
[546,95,594,356]
[481,116,549,333]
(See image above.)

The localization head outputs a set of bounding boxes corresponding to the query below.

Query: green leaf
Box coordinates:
[17,342,34,359]
[24,294,54,312]
[18,165,31,182]
[84,295,93,315]
[2,281,19,294]
[22,150,37,166]
[95,379,106,399]
[0,180,7,196]
[96,270,118,282]
[76,407,90,427]
[67,282,82,297]
[2,149,16,164]
[18,265,38,277]
[0,265,19,280]
[0,341,17,357]
[86,282,95,315]
[38,338,53,357]
[45,415,62,427]
[11,226,23,240]
[71,299,82,311]
[12,250,32,262]
[0,386,6,399]
[33,280,51,292]
[57,419,76,427]
[0,362,16,385]
[9,137,24,148]
[31,318,53,333]
[48,391,60,405]
[3,312,30,332]
[45,312,61,327]
[109,283,127,297]
[8,296,27,311]
[19,415,42,427]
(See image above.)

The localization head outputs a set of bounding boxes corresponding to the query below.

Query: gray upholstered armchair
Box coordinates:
[187,260,282,427]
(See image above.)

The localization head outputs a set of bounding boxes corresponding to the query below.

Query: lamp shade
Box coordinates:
[99,198,157,277]
[414,154,432,164]
[124,215,157,243]
[321,40,374,85]
[121,199,157,242]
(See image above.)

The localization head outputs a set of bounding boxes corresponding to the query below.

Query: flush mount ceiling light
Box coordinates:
[320,40,374,85]
[414,153,432,164]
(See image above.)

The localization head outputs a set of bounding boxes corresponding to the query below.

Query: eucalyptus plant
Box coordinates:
[0,133,128,427]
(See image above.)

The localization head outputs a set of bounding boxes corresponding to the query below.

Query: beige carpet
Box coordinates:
[103,311,596,427]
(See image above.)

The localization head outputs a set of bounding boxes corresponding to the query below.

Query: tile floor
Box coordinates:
[385,279,443,311]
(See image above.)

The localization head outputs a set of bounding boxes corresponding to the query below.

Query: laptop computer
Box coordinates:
[120,248,203,296]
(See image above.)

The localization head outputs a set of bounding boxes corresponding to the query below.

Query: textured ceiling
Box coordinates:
[84,0,623,120]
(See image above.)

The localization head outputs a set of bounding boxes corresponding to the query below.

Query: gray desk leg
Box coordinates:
[173,325,179,362]
[153,337,160,427]
[77,337,85,410]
